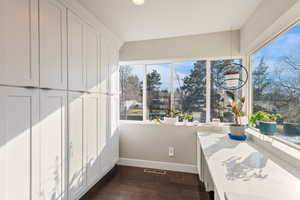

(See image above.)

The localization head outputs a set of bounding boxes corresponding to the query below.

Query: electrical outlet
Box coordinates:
[169,147,175,157]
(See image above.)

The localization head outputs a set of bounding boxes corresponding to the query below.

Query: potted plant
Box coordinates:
[249,111,268,129]
[258,112,281,136]
[164,109,181,124]
[183,114,193,124]
[226,91,246,136]
[283,119,300,136]
[224,70,240,88]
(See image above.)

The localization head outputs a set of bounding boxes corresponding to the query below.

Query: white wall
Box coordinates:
[241,0,299,54]
[119,123,230,166]
[120,30,240,63]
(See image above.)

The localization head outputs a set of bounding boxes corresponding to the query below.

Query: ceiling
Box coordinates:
[78,0,262,42]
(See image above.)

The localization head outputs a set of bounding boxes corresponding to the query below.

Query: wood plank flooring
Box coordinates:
[81,165,210,200]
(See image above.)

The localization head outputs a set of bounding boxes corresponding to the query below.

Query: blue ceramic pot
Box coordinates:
[284,123,300,136]
[259,122,277,136]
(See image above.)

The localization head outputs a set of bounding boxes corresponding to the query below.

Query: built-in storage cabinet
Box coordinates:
[68,11,86,92]
[100,39,109,94]
[68,10,101,93]
[85,25,100,93]
[0,86,39,200]
[0,0,39,87]
[0,2,120,200]
[68,92,87,200]
[84,93,101,186]
[39,89,67,200]
[39,0,68,90]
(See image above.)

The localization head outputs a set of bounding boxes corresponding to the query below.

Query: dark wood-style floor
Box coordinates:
[81,165,210,200]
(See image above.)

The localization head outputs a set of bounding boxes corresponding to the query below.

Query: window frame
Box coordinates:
[120,56,243,123]
[247,20,300,149]
[247,20,300,115]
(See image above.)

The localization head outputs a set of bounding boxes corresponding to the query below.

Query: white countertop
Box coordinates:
[198,132,300,200]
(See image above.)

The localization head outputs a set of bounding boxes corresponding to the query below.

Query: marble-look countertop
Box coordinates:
[198,132,300,200]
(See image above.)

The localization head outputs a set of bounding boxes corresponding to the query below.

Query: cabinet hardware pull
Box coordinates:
[40,87,52,90]
[24,86,37,89]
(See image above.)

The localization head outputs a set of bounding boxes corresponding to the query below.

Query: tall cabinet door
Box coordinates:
[84,93,100,186]
[39,90,67,200]
[0,86,39,200]
[99,94,110,176]
[85,25,100,93]
[0,0,39,87]
[100,39,109,94]
[68,11,86,91]
[68,92,86,200]
[39,0,67,90]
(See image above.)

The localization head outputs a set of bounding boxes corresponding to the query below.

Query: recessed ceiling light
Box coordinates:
[132,0,145,6]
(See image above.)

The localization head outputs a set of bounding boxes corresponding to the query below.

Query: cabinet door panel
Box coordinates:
[84,94,100,185]
[40,90,67,200]
[99,94,114,175]
[85,25,100,93]
[100,40,109,94]
[0,0,39,87]
[0,87,39,200]
[40,0,67,90]
[68,92,86,199]
[109,49,119,95]
[68,11,85,91]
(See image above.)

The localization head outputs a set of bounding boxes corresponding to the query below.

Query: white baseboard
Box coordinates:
[118,158,197,174]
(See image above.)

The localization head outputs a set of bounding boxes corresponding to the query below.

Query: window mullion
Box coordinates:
[143,64,147,121]
[206,60,211,123]
[170,63,174,112]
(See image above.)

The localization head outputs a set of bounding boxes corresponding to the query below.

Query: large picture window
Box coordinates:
[119,65,144,120]
[251,23,300,145]
[147,64,172,120]
[211,59,242,122]
[120,58,242,122]
[174,61,206,122]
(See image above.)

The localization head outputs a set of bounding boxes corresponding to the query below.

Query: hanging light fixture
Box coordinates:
[132,0,145,6]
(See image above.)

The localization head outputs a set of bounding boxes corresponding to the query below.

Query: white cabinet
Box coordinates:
[0,86,39,200]
[68,11,85,91]
[84,93,100,186]
[39,0,67,90]
[39,90,67,200]
[68,92,87,200]
[0,0,39,87]
[109,94,120,165]
[100,39,109,94]
[98,94,111,175]
[85,25,100,93]
[109,48,119,95]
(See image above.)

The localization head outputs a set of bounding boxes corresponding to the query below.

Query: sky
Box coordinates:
[251,23,300,73]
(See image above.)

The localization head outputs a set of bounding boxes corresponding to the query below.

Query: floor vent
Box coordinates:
[144,169,167,175]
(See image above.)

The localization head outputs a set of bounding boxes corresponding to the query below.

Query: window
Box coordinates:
[174,61,206,122]
[211,59,242,122]
[120,58,242,122]
[251,23,300,145]
[119,65,144,120]
[147,64,172,120]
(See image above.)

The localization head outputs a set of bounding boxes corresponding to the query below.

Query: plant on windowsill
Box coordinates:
[283,117,300,136]
[164,109,181,124]
[183,114,193,124]
[252,112,281,136]
[249,111,268,129]
[152,115,162,124]
[226,91,246,137]
[259,113,281,136]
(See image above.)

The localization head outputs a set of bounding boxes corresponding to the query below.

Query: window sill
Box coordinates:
[246,128,300,170]
[120,120,234,127]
